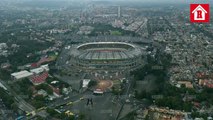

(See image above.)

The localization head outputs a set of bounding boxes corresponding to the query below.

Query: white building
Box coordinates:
[11,70,33,80]
[30,64,49,74]
[82,79,91,88]
[0,43,7,50]
[37,89,48,97]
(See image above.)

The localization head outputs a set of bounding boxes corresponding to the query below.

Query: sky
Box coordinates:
[2,0,212,5]
[35,0,210,1]
[92,0,212,3]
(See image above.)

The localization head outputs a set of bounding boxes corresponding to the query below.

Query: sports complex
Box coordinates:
[69,42,145,71]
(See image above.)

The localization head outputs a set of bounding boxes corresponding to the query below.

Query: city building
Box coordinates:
[177,81,194,88]
[29,72,48,85]
[82,79,91,88]
[37,89,48,97]
[30,64,49,74]
[11,70,33,80]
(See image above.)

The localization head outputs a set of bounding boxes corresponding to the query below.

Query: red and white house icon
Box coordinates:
[190,4,210,23]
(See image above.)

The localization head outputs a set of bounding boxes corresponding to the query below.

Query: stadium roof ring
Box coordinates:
[69,42,146,71]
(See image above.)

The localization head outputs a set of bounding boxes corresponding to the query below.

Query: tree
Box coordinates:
[34,95,45,101]
[36,84,53,95]
[88,80,97,88]
[0,87,15,109]
[31,100,45,109]
[46,108,58,116]
[78,112,86,120]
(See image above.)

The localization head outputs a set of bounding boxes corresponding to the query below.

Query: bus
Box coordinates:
[93,89,104,95]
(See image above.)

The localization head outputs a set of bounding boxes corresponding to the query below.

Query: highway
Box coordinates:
[0,79,35,113]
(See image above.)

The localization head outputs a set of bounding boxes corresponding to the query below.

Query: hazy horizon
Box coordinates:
[1,0,213,3]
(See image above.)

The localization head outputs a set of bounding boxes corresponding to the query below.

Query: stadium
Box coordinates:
[69,42,145,71]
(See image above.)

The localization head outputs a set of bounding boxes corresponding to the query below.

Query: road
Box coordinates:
[0,79,35,112]
[70,92,120,120]
[48,91,84,108]
[115,75,133,120]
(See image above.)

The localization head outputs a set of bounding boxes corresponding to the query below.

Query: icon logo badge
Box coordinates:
[190,4,210,23]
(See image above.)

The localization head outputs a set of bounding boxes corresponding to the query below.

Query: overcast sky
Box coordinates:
[38,0,210,1]
[2,0,212,5]
[93,0,212,3]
